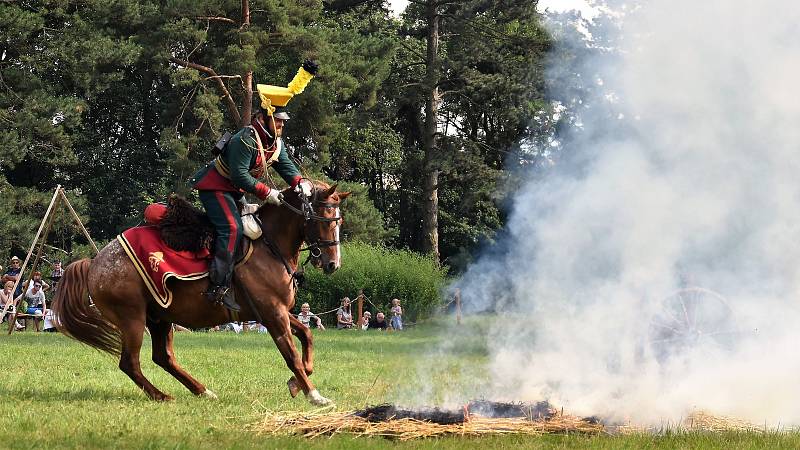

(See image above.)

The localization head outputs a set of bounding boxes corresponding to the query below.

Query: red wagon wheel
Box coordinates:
[648,287,739,362]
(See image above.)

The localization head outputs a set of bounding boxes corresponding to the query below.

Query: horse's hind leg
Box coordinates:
[109,308,173,401]
[264,308,331,406]
[289,315,314,376]
[148,320,215,399]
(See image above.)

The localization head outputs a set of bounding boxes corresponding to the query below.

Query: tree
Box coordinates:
[391,0,551,263]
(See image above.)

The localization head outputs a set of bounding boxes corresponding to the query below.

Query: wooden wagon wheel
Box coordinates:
[647,287,739,362]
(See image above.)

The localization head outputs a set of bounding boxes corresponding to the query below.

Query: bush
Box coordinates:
[296,242,447,323]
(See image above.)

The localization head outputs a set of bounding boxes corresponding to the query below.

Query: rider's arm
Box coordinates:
[226,130,271,199]
[272,140,302,188]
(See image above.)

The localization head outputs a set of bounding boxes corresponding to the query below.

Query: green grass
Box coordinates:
[1,323,797,449]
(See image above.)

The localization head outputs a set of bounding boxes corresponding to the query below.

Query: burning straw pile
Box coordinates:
[249,401,604,440]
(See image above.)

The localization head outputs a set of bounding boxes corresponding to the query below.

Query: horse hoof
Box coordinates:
[200,389,218,400]
[154,393,174,402]
[306,389,332,406]
[287,378,301,398]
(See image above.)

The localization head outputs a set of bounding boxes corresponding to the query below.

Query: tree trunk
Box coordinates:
[240,0,253,126]
[421,0,440,260]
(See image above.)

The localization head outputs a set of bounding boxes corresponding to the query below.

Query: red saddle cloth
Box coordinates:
[117,226,211,308]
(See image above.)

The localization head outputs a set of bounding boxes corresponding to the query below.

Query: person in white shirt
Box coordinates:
[297,303,325,329]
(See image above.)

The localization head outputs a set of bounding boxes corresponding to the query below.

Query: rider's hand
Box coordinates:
[294,179,313,198]
[265,188,283,206]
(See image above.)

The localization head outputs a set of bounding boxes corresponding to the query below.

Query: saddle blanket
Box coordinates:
[117,226,211,308]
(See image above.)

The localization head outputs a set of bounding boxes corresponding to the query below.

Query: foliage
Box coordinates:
[296,242,447,322]
[336,181,398,244]
[0,0,558,273]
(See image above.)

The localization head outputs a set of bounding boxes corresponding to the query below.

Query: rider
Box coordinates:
[191,60,318,312]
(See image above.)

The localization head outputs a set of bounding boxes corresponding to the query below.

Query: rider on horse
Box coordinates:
[190,60,318,312]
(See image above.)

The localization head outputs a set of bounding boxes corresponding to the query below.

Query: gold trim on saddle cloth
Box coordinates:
[116,235,255,309]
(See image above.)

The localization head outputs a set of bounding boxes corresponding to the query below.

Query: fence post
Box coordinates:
[455,288,461,326]
[357,289,364,328]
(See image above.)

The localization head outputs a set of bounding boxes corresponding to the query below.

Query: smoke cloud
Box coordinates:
[447,0,800,425]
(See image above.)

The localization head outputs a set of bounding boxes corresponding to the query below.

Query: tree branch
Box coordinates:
[195,16,237,24]
[169,57,241,126]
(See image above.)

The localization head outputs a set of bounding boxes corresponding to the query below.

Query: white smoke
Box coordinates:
[450,0,800,425]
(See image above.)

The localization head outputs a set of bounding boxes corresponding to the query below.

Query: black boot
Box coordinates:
[203,249,241,312]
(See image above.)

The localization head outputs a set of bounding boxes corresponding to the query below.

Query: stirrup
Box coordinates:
[203,286,241,312]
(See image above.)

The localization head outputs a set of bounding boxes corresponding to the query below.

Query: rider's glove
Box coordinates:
[265,188,283,206]
[294,179,313,198]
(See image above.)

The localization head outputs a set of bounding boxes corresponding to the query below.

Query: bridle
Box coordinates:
[279,188,341,257]
[258,187,342,283]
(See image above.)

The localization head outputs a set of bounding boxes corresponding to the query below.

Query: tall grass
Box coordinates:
[296,242,448,322]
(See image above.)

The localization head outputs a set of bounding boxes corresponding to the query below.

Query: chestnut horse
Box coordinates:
[52,182,348,404]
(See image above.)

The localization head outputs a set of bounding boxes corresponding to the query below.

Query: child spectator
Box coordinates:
[336,297,353,329]
[42,308,57,332]
[0,281,15,321]
[369,312,388,330]
[361,311,371,330]
[297,303,325,329]
[1,281,24,330]
[390,298,403,330]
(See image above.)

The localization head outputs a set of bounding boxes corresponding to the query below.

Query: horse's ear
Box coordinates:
[337,191,351,201]
[325,183,338,197]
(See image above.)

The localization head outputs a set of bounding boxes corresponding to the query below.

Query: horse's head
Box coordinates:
[280,181,350,274]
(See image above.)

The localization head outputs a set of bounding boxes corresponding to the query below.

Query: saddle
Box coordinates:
[152,195,215,253]
[146,194,257,257]
[115,195,255,308]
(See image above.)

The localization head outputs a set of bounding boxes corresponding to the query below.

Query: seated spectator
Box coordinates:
[219,322,242,333]
[369,312,389,330]
[336,297,354,329]
[24,282,46,316]
[1,281,25,330]
[0,280,13,311]
[390,298,403,330]
[360,311,371,330]
[23,271,50,294]
[2,256,23,298]
[0,281,18,327]
[297,303,325,330]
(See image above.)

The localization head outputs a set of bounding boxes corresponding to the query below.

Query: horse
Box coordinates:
[52,182,349,404]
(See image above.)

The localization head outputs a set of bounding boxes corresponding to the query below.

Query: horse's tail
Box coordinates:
[52,259,121,356]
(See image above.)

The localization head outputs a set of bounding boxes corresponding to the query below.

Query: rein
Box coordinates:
[258,188,341,283]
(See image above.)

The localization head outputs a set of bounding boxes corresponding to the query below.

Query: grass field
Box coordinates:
[1,322,798,449]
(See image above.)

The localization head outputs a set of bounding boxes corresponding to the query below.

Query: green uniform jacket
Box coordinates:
[191,126,301,196]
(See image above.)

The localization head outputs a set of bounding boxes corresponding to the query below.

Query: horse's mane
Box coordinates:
[255,180,333,215]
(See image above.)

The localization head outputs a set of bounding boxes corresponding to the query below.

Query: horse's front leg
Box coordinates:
[264,307,331,406]
[289,314,314,376]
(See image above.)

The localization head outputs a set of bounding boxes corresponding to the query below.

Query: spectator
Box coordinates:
[0,281,24,330]
[336,297,353,329]
[23,271,50,294]
[390,298,403,330]
[369,312,388,330]
[24,282,46,316]
[0,280,13,311]
[219,322,243,333]
[2,256,23,298]
[42,308,57,332]
[50,260,64,294]
[297,303,325,330]
[360,311,371,330]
